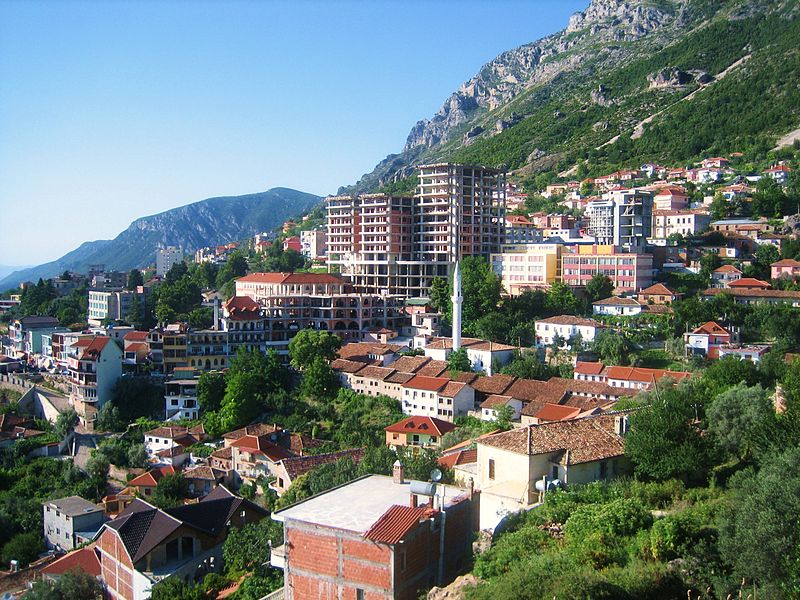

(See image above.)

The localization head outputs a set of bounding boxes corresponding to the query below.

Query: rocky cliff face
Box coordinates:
[403,0,678,152]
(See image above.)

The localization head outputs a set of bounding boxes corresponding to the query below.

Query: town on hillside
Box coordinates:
[2,147,800,598]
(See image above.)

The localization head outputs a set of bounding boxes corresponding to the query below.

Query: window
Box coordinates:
[551,466,558,480]
[356,590,365,600]
[488,459,495,480]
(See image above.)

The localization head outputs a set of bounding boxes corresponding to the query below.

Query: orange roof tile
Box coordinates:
[574,361,605,376]
[384,416,456,436]
[128,465,176,488]
[236,272,343,284]
[532,403,581,422]
[41,546,101,578]
[364,505,431,545]
[402,375,450,392]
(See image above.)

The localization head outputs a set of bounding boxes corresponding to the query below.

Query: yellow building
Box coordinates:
[490,244,562,296]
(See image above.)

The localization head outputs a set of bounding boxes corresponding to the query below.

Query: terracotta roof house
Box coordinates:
[727,277,770,290]
[574,361,605,381]
[522,403,582,424]
[637,283,682,305]
[230,434,295,486]
[401,376,475,422]
[476,414,632,530]
[384,416,456,450]
[772,258,800,280]
[127,466,177,499]
[183,465,227,498]
[605,365,692,389]
[270,448,365,496]
[41,545,102,582]
[701,287,800,306]
[534,315,604,348]
[95,487,267,599]
[712,264,742,288]
[423,337,516,375]
[479,395,524,422]
[592,296,643,316]
[685,321,734,359]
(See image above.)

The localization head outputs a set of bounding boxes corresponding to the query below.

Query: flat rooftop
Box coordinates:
[273,474,468,534]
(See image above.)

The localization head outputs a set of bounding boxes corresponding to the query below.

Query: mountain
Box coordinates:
[345,0,800,193]
[0,188,321,290]
[0,265,32,281]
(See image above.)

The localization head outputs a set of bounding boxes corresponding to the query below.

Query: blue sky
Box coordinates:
[0,0,587,266]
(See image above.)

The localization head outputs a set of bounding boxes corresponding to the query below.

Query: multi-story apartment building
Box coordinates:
[300,229,327,259]
[156,246,183,277]
[67,336,123,427]
[6,316,64,360]
[586,189,653,249]
[91,271,128,289]
[43,496,106,552]
[164,377,199,421]
[87,289,140,326]
[187,329,229,371]
[327,164,506,296]
[490,243,562,295]
[561,245,653,292]
[161,324,188,374]
[235,272,404,351]
[651,210,711,241]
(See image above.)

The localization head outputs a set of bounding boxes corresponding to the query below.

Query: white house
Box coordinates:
[423,337,515,375]
[479,395,523,422]
[164,378,199,421]
[401,375,475,422]
[592,297,643,316]
[534,316,604,348]
[718,344,771,363]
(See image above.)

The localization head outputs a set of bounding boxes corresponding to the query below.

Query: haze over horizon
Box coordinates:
[0,0,586,267]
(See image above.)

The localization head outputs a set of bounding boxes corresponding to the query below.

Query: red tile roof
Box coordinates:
[124,331,149,342]
[415,360,449,377]
[728,277,770,288]
[439,381,467,398]
[691,321,730,335]
[536,315,603,327]
[388,356,432,374]
[280,448,365,481]
[638,283,679,296]
[74,336,111,360]
[605,365,692,384]
[532,403,581,422]
[128,465,176,488]
[469,374,516,395]
[230,434,293,461]
[480,395,513,409]
[385,416,457,437]
[772,259,800,267]
[574,361,605,376]
[41,545,101,578]
[713,264,742,274]
[223,295,261,320]
[364,505,431,545]
[438,448,478,469]
[702,287,800,300]
[402,375,450,392]
[479,415,625,463]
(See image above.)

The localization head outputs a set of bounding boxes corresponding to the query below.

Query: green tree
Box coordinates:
[299,356,340,400]
[719,447,800,598]
[109,377,165,422]
[447,347,472,373]
[752,176,790,218]
[151,473,188,509]
[197,370,226,413]
[288,329,342,369]
[26,569,103,599]
[699,355,761,400]
[1,531,43,567]
[459,257,503,330]
[126,268,144,290]
[187,307,213,329]
[707,383,775,460]
[501,351,556,380]
[429,276,450,316]
[54,409,77,439]
[709,192,732,221]
[545,281,580,315]
[625,382,714,483]
[592,330,631,365]
[223,518,284,573]
[95,402,123,432]
[149,577,205,600]
[585,274,614,303]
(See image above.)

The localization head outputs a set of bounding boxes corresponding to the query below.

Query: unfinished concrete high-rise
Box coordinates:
[586,189,653,250]
[326,163,506,297]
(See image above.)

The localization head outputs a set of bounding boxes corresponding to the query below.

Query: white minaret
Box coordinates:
[451,261,462,351]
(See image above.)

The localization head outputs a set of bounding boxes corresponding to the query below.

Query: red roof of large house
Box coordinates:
[74,336,111,360]
[728,278,770,289]
[384,416,456,437]
[574,361,605,376]
[713,264,742,274]
[124,330,149,342]
[605,366,692,384]
[402,375,450,392]
[224,295,261,320]
[533,403,582,422]
[230,434,293,461]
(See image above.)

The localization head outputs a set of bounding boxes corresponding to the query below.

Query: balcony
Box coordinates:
[269,546,286,570]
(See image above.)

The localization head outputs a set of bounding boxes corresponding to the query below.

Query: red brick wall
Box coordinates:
[98,529,134,600]
[287,528,339,577]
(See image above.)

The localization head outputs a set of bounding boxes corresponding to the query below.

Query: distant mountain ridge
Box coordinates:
[344,0,800,193]
[0,187,320,290]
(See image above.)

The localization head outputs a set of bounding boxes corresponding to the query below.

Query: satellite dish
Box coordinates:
[430,468,443,483]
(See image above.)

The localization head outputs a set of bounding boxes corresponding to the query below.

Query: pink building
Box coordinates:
[771,259,800,280]
[560,246,653,292]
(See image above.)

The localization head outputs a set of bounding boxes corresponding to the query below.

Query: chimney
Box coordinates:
[467,477,474,500]
[393,460,405,484]
[410,494,418,508]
